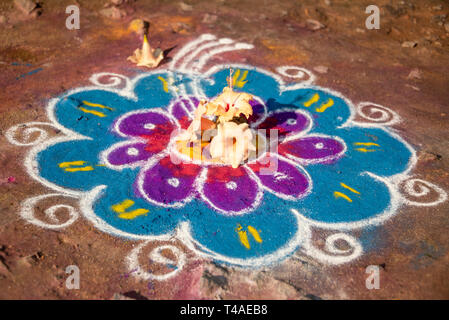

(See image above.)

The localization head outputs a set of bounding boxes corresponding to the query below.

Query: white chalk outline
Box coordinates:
[398,178,448,207]
[126,243,186,281]
[356,101,401,126]
[299,229,364,265]
[21,193,80,229]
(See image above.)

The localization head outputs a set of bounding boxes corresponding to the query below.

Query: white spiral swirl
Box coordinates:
[400,178,448,207]
[126,242,186,281]
[304,232,363,265]
[89,72,131,90]
[5,122,58,146]
[356,102,400,125]
[21,193,80,229]
[276,66,310,80]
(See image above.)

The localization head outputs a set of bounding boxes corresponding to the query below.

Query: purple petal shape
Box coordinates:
[169,97,200,129]
[106,142,155,167]
[140,156,201,206]
[247,99,267,126]
[248,155,310,199]
[116,110,175,137]
[279,136,345,164]
[257,110,310,141]
[170,103,191,129]
[200,166,261,215]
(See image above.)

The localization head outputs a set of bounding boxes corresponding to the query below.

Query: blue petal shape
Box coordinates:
[188,195,301,260]
[55,90,138,139]
[93,182,181,237]
[296,164,391,224]
[37,138,123,191]
[333,126,412,176]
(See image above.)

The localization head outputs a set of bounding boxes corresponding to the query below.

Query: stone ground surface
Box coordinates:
[0,0,448,299]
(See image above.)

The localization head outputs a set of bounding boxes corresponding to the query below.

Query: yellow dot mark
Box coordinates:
[58,161,94,172]
[158,76,169,93]
[232,69,249,88]
[236,224,250,249]
[315,98,334,113]
[340,183,360,195]
[355,148,377,153]
[247,226,262,243]
[353,142,380,147]
[303,93,320,107]
[111,199,149,220]
[333,191,352,202]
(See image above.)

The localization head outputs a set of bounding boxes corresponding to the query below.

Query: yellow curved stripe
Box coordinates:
[158,76,169,93]
[112,199,149,219]
[64,166,94,172]
[111,199,135,213]
[239,70,249,87]
[236,224,250,249]
[118,209,149,220]
[238,230,250,249]
[340,183,360,195]
[233,69,248,88]
[356,148,376,153]
[58,161,86,168]
[232,69,240,87]
[353,142,380,147]
[82,101,114,110]
[303,93,319,107]
[78,107,106,117]
[316,98,334,113]
[333,191,352,202]
[247,226,262,243]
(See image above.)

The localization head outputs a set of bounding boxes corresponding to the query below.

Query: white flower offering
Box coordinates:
[176,70,261,168]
